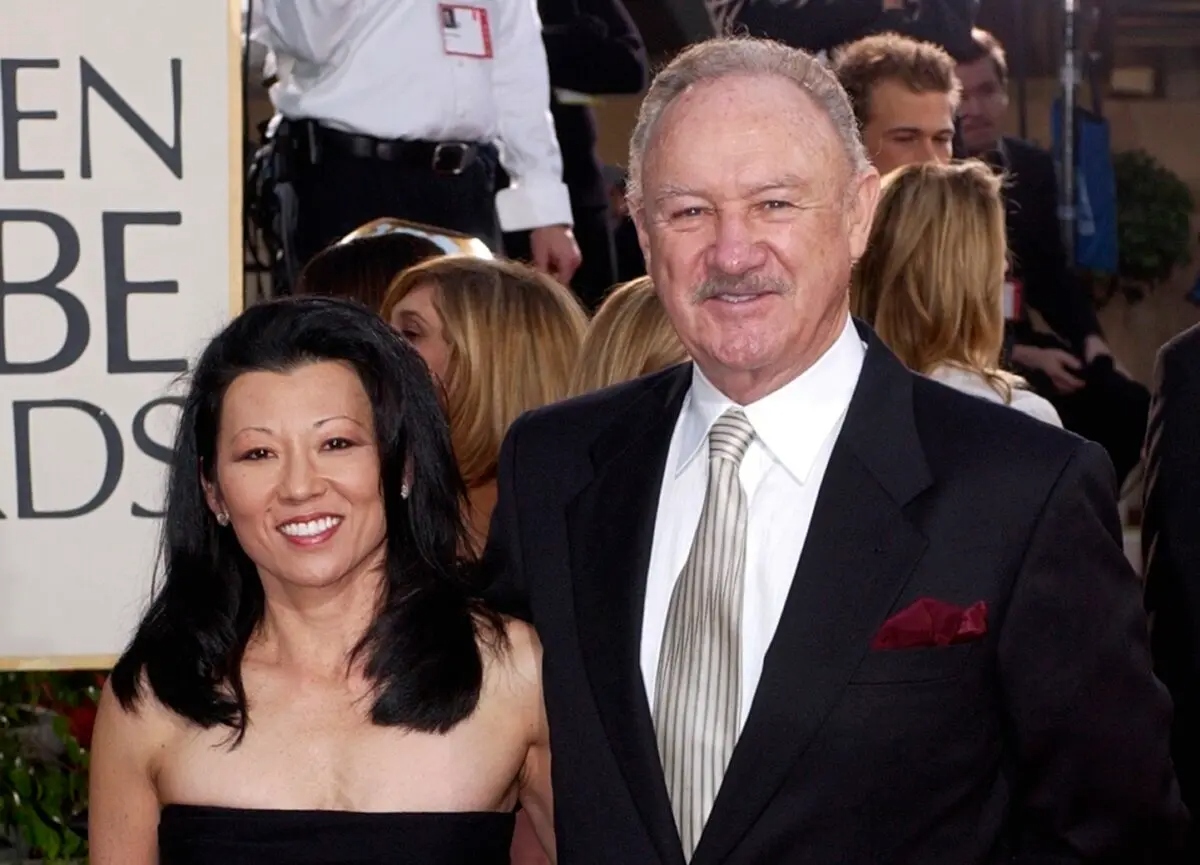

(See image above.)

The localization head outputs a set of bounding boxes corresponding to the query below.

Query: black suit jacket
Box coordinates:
[1000,136,1102,353]
[733,0,977,56]
[485,325,1185,864]
[1144,323,1200,855]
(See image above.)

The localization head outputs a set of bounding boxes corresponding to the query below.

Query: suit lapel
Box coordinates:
[567,365,692,865]
[693,331,933,865]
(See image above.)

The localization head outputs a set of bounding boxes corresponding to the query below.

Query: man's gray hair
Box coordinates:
[627,38,870,206]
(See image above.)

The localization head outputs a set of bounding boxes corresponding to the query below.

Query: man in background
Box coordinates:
[956,28,1149,487]
[1143,323,1200,863]
[831,33,959,178]
[251,0,580,284]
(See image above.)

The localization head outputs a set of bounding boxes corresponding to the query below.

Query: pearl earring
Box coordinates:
[400,483,410,500]
[216,511,230,526]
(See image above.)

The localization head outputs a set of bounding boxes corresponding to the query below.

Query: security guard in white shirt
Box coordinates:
[253,0,581,284]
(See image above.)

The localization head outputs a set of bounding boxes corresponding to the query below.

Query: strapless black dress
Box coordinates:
[158,804,516,865]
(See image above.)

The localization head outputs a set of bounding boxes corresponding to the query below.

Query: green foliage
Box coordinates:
[1113,149,1195,289]
[0,672,98,862]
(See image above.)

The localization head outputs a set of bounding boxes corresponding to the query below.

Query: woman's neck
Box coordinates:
[252,558,385,680]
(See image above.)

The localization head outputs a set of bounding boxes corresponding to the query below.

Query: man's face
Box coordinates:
[861,78,956,176]
[632,74,879,404]
[955,56,1008,155]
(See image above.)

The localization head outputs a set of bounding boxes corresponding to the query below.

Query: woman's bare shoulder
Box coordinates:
[480,616,543,706]
[94,673,183,767]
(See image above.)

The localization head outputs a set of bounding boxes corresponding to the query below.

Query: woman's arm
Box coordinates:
[88,681,162,865]
[512,622,555,864]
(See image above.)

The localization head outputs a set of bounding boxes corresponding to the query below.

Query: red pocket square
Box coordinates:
[870,598,988,650]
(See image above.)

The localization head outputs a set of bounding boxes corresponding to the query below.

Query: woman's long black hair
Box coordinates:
[110,296,502,739]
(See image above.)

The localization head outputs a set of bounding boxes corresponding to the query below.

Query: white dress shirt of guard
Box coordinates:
[249,0,573,232]
[641,315,866,732]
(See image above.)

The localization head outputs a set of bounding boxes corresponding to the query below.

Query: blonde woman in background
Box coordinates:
[383,256,583,865]
[852,160,1062,427]
[570,276,689,395]
[381,257,588,555]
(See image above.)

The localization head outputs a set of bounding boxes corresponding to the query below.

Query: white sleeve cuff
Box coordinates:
[494,176,574,232]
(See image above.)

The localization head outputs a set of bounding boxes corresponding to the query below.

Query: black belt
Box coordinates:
[292,120,484,175]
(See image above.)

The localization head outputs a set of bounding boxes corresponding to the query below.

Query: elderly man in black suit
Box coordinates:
[1144,322,1200,862]
[485,35,1185,865]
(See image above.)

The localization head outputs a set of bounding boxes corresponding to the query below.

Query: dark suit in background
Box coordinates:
[1000,136,1100,353]
[727,0,978,55]
[503,0,647,308]
[1000,135,1150,487]
[1143,323,1200,862]
[485,325,1185,864]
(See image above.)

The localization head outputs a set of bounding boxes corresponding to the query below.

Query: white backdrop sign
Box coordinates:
[0,0,241,667]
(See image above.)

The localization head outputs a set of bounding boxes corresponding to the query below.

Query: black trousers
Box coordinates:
[291,144,501,271]
[1015,333,1150,488]
[504,203,616,310]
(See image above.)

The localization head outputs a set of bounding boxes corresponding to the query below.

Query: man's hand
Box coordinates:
[1083,334,1130,376]
[1012,344,1087,395]
[530,225,582,286]
[1083,334,1111,364]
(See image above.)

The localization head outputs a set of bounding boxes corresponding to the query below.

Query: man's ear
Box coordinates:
[631,201,653,272]
[845,168,881,263]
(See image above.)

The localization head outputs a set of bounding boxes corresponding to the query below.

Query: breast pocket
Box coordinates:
[848,641,980,685]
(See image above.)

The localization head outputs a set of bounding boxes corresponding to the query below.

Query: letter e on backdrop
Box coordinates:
[0,0,243,668]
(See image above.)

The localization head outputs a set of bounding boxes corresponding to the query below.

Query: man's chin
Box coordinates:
[963,129,997,154]
[700,340,779,378]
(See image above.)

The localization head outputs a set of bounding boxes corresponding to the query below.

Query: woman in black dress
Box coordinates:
[88,297,551,865]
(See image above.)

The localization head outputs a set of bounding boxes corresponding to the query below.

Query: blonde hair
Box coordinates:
[570,277,688,395]
[381,257,588,487]
[852,159,1018,400]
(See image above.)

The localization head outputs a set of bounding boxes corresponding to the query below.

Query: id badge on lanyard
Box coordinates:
[439,4,493,58]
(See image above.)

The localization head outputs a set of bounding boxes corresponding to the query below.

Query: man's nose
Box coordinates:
[918,138,942,163]
[959,96,983,118]
[708,211,768,275]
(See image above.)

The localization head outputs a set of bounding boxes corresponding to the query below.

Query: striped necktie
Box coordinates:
[653,406,756,857]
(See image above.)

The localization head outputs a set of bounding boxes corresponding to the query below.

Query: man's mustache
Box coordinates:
[692,273,794,303]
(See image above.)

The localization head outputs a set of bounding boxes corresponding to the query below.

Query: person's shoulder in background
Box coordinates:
[925,362,1064,428]
[1008,385,1063,427]
[1159,321,1200,369]
[913,363,1093,495]
[1001,135,1057,181]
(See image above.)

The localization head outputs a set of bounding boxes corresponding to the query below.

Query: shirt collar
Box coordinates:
[675,316,865,484]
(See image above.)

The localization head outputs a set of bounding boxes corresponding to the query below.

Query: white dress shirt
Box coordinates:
[252,0,572,232]
[927,363,1063,427]
[641,317,865,730]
